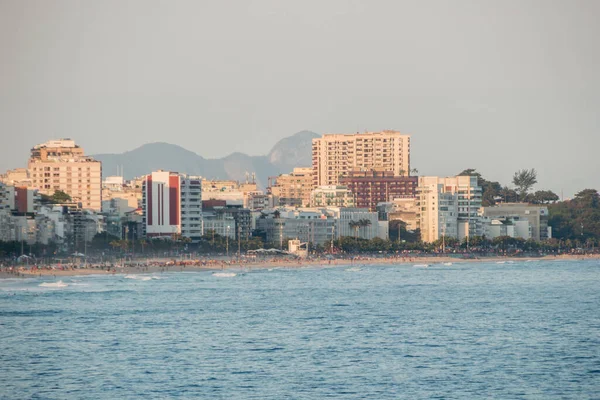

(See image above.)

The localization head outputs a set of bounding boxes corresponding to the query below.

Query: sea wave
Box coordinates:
[39,281,68,288]
[212,272,237,278]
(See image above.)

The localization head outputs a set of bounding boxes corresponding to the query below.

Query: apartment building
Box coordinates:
[339,169,417,211]
[142,171,203,241]
[268,167,313,207]
[417,176,482,243]
[310,185,355,208]
[312,130,410,187]
[27,139,102,211]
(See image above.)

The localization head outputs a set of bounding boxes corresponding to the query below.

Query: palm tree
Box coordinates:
[410,168,419,176]
[349,220,360,240]
[359,219,372,238]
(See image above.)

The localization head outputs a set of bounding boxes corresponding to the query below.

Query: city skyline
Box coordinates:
[0,132,593,199]
[1,1,599,198]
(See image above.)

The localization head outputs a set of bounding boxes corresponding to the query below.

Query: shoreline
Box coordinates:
[1,253,598,280]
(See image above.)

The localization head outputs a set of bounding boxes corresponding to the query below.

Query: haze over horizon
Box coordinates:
[1,0,599,197]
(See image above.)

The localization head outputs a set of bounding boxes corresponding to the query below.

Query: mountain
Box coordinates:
[92,131,320,188]
[267,130,319,173]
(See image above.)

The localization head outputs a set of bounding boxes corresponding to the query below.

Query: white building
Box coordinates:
[481,203,551,241]
[142,171,203,241]
[202,217,236,239]
[481,217,532,240]
[417,176,482,243]
[256,207,385,246]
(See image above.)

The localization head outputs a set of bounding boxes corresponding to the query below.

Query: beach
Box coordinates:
[2,253,598,280]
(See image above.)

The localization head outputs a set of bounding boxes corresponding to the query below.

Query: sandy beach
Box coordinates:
[1,253,598,280]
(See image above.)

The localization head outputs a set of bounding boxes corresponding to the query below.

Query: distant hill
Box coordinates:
[92,131,319,188]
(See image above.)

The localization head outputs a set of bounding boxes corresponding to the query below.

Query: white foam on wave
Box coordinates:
[124,275,152,281]
[443,262,453,266]
[496,261,506,264]
[39,280,68,288]
[413,264,429,268]
[345,267,362,272]
[212,272,237,278]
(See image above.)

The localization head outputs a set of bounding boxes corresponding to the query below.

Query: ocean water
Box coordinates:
[1,260,599,399]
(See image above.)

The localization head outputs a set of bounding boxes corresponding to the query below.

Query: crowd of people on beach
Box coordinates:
[1,251,598,279]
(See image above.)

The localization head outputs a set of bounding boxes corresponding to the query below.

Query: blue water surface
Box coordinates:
[1,260,599,399]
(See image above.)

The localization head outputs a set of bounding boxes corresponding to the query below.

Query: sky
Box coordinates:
[0,0,598,197]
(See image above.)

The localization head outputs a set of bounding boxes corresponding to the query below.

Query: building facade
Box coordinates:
[310,185,355,208]
[142,171,203,241]
[339,170,417,211]
[255,209,337,246]
[417,176,482,243]
[377,198,419,230]
[27,139,102,211]
[202,201,253,241]
[268,167,313,207]
[312,130,411,187]
[481,203,550,241]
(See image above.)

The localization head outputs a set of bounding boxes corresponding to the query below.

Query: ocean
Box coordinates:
[1,260,599,399]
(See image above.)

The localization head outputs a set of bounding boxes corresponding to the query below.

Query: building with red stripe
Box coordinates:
[143,171,203,241]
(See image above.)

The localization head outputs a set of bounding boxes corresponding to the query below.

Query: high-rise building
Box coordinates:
[417,176,482,243]
[312,130,411,187]
[142,171,203,241]
[27,139,102,211]
[339,169,417,211]
[268,167,313,207]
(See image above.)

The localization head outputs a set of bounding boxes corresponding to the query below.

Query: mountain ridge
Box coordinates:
[92,131,319,188]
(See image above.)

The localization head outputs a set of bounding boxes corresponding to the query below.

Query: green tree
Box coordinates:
[512,169,537,201]
[51,190,72,203]
[525,190,559,204]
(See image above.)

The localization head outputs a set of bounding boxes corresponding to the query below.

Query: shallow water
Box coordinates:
[1,260,599,399]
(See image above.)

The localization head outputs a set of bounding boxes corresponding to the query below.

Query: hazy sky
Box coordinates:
[1,0,598,197]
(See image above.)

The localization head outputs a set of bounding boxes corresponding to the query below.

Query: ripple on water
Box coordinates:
[0,259,599,399]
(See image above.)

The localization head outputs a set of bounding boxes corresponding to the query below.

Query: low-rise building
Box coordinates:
[255,206,385,246]
[310,185,355,208]
[480,203,551,241]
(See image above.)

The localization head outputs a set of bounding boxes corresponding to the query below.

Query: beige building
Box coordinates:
[310,185,355,208]
[28,139,102,211]
[481,203,550,241]
[101,176,142,216]
[378,198,420,231]
[312,130,411,187]
[201,178,261,207]
[0,168,30,187]
[268,167,313,207]
[417,176,482,243]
